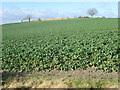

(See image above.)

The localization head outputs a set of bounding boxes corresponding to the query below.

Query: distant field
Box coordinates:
[32,17,68,21]
[2,18,118,72]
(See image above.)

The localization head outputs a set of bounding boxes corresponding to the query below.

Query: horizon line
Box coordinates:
[1,17,118,25]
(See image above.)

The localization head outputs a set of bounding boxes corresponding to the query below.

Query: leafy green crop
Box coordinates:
[2,18,118,72]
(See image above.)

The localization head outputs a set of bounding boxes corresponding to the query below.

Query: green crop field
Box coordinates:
[2,18,118,72]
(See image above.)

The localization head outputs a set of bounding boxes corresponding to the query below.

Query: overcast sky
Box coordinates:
[1,2,118,24]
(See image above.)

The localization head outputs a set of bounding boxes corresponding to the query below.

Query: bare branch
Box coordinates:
[87,8,98,18]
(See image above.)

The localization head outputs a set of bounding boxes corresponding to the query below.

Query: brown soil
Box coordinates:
[30,68,118,79]
[32,18,68,21]
[2,68,118,80]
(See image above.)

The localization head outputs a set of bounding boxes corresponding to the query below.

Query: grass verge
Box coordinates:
[1,70,118,88]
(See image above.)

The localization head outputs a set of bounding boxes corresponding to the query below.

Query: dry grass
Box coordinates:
[2,72,118,89]
[2,70,118,88]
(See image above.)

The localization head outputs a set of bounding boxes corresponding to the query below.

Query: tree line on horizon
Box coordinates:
[21,8,106,22]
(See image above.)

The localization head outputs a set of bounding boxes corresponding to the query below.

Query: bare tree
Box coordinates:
[24,15,32,22]
[38,18,41,21]
[87,8,98,18]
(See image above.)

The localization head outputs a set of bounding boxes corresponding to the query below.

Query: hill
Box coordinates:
[2,18,118,88]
